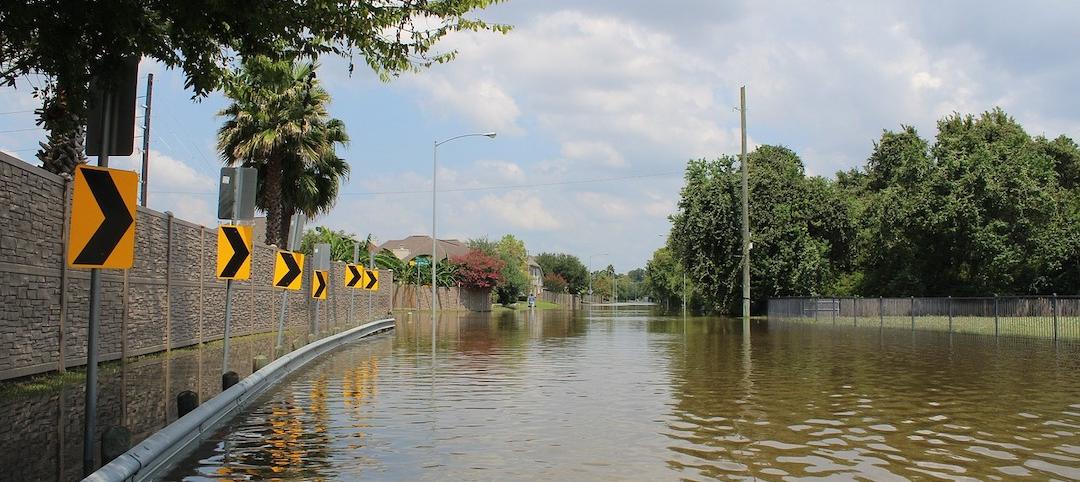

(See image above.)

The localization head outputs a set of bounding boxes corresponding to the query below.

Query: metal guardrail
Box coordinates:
[83,318,396,482]
[768,296,1080,341]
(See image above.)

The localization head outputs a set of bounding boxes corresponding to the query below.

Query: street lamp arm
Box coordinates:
[435,132,496,147]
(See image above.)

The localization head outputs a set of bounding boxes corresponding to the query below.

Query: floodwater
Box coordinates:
[166,308,1080,480]
[0,324,327,482]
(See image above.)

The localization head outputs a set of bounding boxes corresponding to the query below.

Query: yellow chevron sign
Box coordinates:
[311,270,328,299]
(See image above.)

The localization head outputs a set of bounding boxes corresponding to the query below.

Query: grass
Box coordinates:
[491,299,562,312]
[777,314,1080,340]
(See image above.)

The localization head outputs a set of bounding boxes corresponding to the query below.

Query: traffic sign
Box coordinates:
[273,251,304,290]
[312,270,328,299]
[363,269,379,291]
[345,264,363,288]
[68,164,138,269]
[216,225,252,280]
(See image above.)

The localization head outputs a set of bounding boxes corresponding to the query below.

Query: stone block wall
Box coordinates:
[0,152,395,381]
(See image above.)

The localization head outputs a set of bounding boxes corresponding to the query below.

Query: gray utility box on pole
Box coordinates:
[217,167,257,221]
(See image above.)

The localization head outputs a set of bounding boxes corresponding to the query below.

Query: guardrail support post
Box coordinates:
[1052,293,1059,341]
[948,296,953,333]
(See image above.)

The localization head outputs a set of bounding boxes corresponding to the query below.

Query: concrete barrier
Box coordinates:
[82,318,396,482]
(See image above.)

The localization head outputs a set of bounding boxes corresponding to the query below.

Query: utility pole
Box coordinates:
[740,86,750,326]
[139,73,153,207]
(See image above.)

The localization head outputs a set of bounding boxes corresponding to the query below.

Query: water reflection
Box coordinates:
[0,325,321,481]
[168,309,1080,480]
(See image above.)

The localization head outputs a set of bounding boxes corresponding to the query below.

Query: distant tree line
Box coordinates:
[649,108,1080,314]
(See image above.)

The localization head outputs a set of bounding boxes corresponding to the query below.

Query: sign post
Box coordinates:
[368,250,376,321]
[216,167,256,388]
[311,243,330,336]
[350,243,359,324]
[79,58,139,476]
[275,214,305,352]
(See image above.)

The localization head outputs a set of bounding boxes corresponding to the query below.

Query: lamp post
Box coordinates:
[587,253,607,303]
[432,132,496,348]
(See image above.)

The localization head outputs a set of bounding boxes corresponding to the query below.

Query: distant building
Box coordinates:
[528,256,544,295]
[378,235,470,262]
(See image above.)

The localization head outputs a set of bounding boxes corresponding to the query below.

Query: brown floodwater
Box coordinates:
[166,308,1080,480]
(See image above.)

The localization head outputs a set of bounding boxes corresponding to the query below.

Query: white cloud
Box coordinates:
[472,191,560,230]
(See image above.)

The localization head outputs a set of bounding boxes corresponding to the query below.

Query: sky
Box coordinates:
[2,1,1080,271]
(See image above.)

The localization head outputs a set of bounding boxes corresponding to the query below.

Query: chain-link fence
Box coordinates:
[768,296,1080,341]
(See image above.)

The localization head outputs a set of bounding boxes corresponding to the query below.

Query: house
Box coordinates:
[528,256,543,295]
[377,235,470,262]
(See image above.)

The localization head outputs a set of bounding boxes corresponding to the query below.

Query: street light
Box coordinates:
[432,132,496,346]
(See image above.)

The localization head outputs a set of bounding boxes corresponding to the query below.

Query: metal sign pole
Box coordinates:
[221,168,245,379]
[275,215,304,351]
[83,91,114,477]
[368,251,375,321]
[351,243,358,324]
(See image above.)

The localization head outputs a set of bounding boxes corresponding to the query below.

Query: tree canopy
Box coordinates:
[535,252,589,294]
[0,0,509,174]
[653,108,1080,314]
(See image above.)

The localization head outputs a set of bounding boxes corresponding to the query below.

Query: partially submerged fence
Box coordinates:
[768,296,1080,341]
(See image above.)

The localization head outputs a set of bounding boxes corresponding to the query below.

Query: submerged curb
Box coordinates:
[83,318,396,482]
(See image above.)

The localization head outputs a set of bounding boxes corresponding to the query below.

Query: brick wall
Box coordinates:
[0,152,395,381]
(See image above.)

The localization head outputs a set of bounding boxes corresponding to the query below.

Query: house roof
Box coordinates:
[377,235,470,261]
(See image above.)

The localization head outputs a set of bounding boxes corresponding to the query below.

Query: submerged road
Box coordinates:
[166,308,1080,480]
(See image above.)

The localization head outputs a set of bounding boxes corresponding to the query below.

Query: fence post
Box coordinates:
[815,297,820,323]
[853,297,858,327]
[879,296,884,328]
[910,296,915,331]
[947,296,953,333]
[832,298,836,324]
[993,294,999,337]
[1052,293,1059,342]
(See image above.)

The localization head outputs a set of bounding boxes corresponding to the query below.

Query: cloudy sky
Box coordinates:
[2,1,1079,271]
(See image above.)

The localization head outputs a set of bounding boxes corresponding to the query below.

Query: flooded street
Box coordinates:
[164,307,1080,480]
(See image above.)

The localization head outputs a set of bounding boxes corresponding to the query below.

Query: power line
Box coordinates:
[0,127,43,134]
[151,170,682,197]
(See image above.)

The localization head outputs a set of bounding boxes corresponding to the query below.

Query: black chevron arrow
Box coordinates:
[275,252,301,287]
[364,270,378,289]
[74,169,133,265]
[219,226,250,278]
[346,265,362,287]
[313,271,327,298]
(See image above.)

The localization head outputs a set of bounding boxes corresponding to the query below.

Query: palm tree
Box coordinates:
[217,57,349,247]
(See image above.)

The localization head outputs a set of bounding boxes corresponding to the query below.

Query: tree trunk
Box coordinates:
[263,154,284,247]
[279,210,293,250]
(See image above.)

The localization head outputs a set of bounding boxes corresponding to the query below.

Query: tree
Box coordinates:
[858,109,1080,295]
[299,226,364,262]
[452,249,504,290]
[494,234,529,305]
[0,1,510,175]
[534,252,589,294]
[467,237,499,256]
[218,58,349,247]
[668,147,854,313]
[645,247,689,311]
[542,273,568,293]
